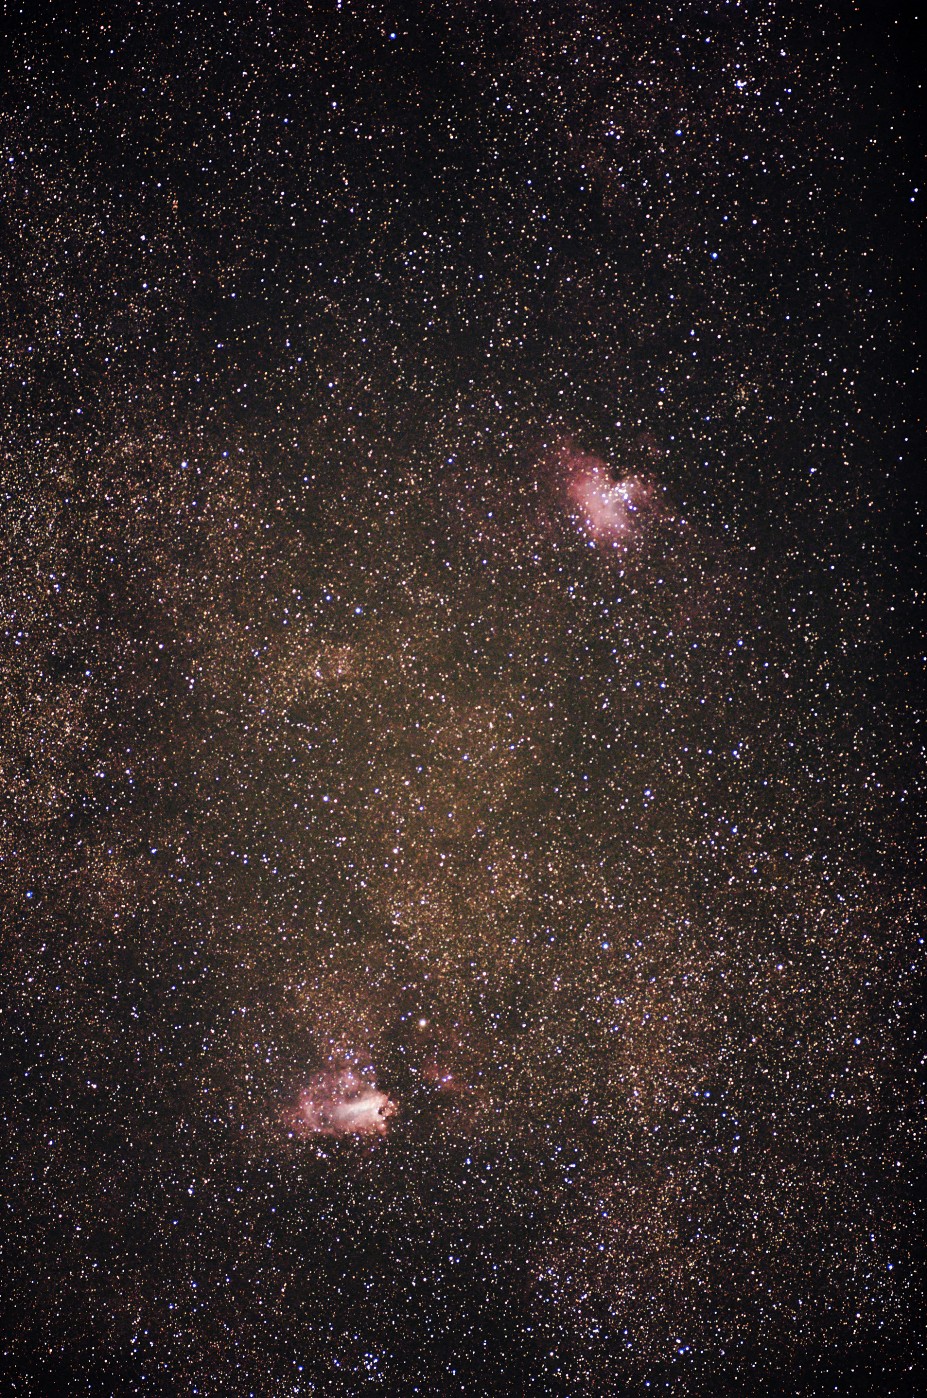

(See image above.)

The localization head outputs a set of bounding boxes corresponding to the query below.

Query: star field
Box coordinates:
[0,3,922,1395]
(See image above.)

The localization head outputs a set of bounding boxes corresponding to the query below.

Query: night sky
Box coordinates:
[0,3,922,1394]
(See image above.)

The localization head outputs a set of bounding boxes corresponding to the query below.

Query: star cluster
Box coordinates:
[0,3,921,1395]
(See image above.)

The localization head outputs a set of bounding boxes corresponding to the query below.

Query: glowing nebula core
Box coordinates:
[288,1069,397,1139]
[553,444,657,542]
[562,449,654,542]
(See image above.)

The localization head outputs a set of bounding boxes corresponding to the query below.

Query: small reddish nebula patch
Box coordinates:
[568,463,652,541]
[558,445,656,543]
[286,1068,398,1139]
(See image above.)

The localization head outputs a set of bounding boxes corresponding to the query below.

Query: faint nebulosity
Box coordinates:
[0,3,922,1395]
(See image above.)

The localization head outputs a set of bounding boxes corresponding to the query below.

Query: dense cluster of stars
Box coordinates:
[1,3,921,1395]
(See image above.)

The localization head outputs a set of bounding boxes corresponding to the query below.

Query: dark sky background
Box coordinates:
[0,3,922,1395]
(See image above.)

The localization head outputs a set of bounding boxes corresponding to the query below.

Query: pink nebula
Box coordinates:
[287,1068,397,1139]
[566,457,653,542]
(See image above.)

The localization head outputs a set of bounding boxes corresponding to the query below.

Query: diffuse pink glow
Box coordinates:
[287,1068,397,1139]
[566,456,654,541]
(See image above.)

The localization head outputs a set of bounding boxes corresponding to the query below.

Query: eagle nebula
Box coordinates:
[562,446,657,543]
[0,4,921,1395]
